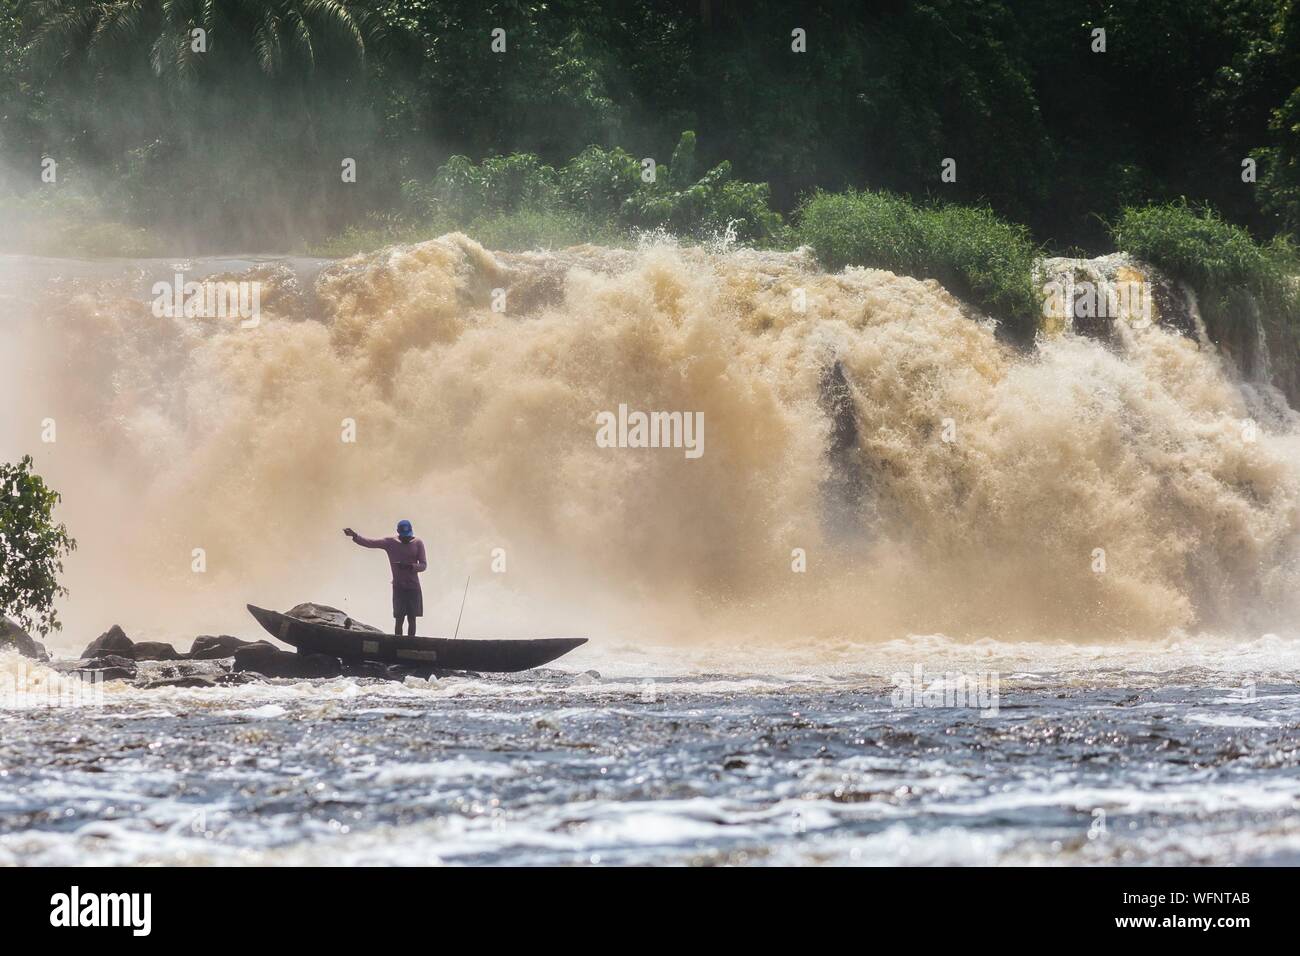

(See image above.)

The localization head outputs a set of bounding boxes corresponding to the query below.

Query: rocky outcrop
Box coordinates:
[0,617,48,661]
[215,671,260,686]
[232,643,341,679]
[140,676,217,689]
[77,632,261,663]
[1036,254,1198,343]
[142,659,228,681]
[50,612,459,685]
[81,625,134,660]
[189,634,259,659]
[131,641,180,661]
[818,359,866,535]
[340,660,400,680]
[339,660,442,682]
[67,654,138,681]
[296,653,344,678]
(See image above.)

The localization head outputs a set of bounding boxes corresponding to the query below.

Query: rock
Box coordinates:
[338,661,441,682]
[286,602,381,632]
[0,617,48,661]
[148,660,228,681]
[215,672,259,686]
[296,653,343,678]
[131,641,180,661]
[81,625,133,660]
[80,653,136,669]
[236,640,276,653]
[73,654,137,681]
[87,666,136,682]
[341,660,399,681]
[403,665,444,681]
[388,664,435,680]
[232,644,292,676]
[141,676,216,689]
[232,643,340,679]
[189,635,258,660]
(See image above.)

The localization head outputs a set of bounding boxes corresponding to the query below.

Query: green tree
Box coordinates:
[0,456,76,638]
[25,0,377,79]
[7,0,1300,252]
[16,0,391,248]
[1260,89,1300,231]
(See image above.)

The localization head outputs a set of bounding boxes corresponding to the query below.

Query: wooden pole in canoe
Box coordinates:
[453,575,470,639]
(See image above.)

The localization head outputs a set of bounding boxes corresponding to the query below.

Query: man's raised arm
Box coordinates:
[343,528,385,548]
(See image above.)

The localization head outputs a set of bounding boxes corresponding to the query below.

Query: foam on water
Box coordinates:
[2,649,1298,866]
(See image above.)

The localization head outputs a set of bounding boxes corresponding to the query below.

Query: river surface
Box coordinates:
[3,636,1298,866]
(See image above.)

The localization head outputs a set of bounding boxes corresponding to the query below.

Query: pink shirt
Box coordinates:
[353,535,427,590]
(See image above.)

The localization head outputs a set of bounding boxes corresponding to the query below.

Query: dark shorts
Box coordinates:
[393,585,424,618]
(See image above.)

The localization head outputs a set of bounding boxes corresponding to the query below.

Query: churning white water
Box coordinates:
[3,235,1298,650]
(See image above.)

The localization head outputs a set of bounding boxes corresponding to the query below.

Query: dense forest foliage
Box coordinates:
[2,0,1298,255]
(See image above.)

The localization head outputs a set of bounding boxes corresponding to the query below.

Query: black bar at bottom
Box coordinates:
[0,866,1280,942]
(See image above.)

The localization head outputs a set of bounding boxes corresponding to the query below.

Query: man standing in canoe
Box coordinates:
[344,520,428,636]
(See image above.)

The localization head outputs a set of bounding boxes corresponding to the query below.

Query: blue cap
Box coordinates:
[396,519,413,536]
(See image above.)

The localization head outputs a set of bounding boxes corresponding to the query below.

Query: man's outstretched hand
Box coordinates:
[343,528,357,539]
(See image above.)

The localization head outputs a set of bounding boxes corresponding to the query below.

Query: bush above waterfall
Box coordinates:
[388,134,787,249]
[1111,203,1300,332]
[796,190,1041,341]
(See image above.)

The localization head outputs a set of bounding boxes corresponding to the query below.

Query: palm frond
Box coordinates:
[301,0,366,63]
[88,0,147,64]
[287,9,316,72]
[26,0,102,71]
[253,8,283,74]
